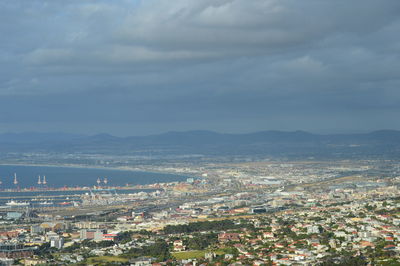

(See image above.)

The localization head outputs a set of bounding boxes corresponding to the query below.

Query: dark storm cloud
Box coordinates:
[0,0,400,135]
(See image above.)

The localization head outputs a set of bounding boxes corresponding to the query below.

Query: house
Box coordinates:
[224,254,234,260]
[173,240,186,252]
[103,233,119,241]
[130,257,156,265]
[218,233,240,242]
[21,257,47,266]
[205,252,216,261]
[384,245,396,251]
[0,231,19,239]
[359,241,374,248]
[262,232,274,239]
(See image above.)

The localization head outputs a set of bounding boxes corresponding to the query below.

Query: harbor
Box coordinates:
[0,187,159,209]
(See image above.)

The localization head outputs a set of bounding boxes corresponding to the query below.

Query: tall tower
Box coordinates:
[42,175,47,185]
[103,177,108,185]
[96,178,101,185]
[13,173,18,185]
[37,175,42,185]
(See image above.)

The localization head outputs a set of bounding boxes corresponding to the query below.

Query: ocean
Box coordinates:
[0,164,187,189]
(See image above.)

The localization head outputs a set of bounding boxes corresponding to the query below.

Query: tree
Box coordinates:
[124,240,171,261]
[186,233,217,250]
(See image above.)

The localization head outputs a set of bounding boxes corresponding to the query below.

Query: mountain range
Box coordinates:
[1,130,400,158]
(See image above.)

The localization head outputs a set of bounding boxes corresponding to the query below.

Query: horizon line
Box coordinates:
[0,128,399,138]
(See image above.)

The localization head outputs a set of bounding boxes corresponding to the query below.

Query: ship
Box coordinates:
[38,201,53,206]
[6,200,29,207]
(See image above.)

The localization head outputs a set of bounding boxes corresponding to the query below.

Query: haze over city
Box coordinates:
[1,0,400,136]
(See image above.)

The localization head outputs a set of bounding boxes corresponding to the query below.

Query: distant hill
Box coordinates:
[0,132,83,143]
[1,130,400,158]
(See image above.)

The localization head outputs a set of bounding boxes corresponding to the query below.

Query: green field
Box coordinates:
[172,250,225,260]
[86,256,129,264]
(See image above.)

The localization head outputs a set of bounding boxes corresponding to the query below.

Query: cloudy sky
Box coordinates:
[1,0,400,136]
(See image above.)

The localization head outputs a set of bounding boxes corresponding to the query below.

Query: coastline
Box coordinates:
[0,162,191,177]
[0,163,192,189]
[0,187,158,194]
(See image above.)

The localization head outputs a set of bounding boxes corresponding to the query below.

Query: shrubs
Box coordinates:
[163,220,252,234]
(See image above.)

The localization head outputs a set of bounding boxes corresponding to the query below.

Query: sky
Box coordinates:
[1,0,400,136]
